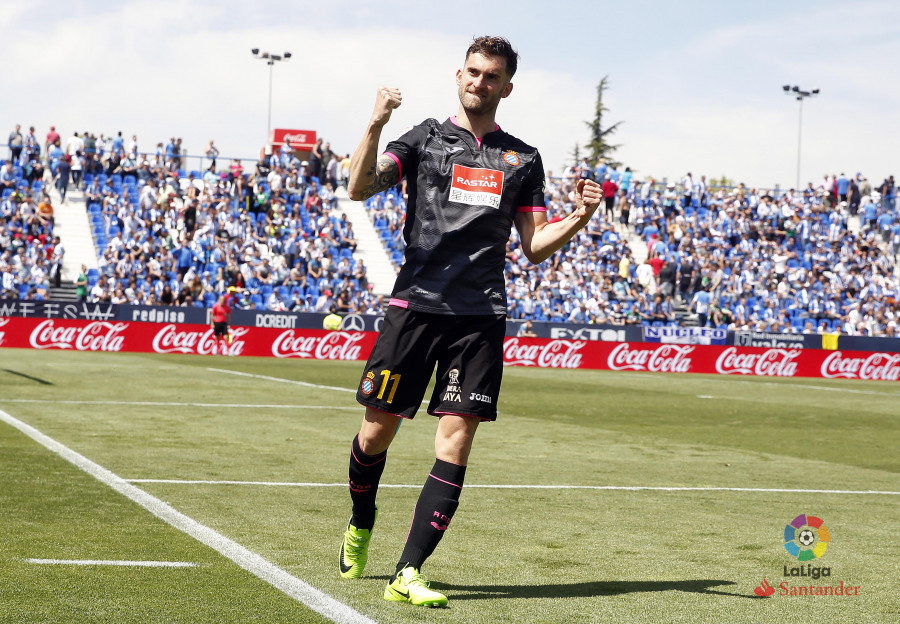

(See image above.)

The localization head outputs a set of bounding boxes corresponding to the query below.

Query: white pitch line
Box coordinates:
[208,368,356,394]
[126,478,900,496]
[691,375,900,397]
[0,409,377,624]
[27,559,197,568]
[0,398,357,410]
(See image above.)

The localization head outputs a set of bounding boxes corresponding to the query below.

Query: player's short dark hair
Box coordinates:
[466,35,518,78]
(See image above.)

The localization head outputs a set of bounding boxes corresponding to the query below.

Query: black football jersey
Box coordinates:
[385,117,545,315]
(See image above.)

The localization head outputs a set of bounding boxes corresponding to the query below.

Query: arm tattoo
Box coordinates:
[359,155,399,199]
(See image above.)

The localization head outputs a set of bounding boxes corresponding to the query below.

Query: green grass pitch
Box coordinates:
[0,349,898,623]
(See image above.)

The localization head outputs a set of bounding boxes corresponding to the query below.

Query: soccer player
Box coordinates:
[210,293,232,355]
[339,35,602,607]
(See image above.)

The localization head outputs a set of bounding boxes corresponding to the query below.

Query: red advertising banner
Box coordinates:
[0,317,376,361]
[1,317,898,382]
[268,128,317,151]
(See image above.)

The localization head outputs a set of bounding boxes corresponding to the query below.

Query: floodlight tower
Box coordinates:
[782,85,820,189]
[252,48,292,138]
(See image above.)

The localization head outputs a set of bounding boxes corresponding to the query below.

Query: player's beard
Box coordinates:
[458,83,500,117]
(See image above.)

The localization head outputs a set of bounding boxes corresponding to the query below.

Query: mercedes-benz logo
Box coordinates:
[374,317,385,333]
[341,314,365,332]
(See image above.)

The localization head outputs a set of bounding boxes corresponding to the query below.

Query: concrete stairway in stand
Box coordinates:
[46,180,98,286]
[332,187,398,295]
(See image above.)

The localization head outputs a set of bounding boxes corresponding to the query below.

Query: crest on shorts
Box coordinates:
[503,150,520,167]
[443,368,462,403]
[361,371,375,396]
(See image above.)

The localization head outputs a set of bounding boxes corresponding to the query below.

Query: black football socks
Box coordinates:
[396,458,467,574]
[348,435,386,530]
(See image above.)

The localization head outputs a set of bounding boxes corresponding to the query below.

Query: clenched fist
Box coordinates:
[371,86,402,128]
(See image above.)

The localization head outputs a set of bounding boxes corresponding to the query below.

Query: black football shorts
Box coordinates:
[356,306,506,420]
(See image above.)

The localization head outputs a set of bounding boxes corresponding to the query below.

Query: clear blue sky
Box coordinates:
[3,0,897,188]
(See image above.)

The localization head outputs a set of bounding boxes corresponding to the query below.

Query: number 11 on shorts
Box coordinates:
[378,370,401,403]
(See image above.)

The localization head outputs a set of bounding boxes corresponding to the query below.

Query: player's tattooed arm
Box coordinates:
[348,86,403,202]
[356,155,400,200]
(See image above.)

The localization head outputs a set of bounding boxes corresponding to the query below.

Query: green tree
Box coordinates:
[570,142,581,164]
[584,76,623,166]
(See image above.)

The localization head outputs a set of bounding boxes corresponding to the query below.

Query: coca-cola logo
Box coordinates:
[503,338,585,368]
[28,319,127,352]
[152,324,248,356]
[0,317,9,346]
[607,343,694,373]
[715,347,800,377]
[821,351,900,381]
[272,330,365,360]
[283,133,307,144]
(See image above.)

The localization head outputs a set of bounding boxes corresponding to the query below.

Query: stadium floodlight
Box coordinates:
[252,47,292,139]
[782,85,820,189]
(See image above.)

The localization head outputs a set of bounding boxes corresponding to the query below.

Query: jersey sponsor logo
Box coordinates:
[502,150,520,166]
[449,164,504,208]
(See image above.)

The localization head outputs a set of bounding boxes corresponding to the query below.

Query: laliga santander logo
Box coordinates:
[606,343,693,373]
[821,351,900,381]
[715,347,800,377]
[152,324,249,355]
[29,319,127,352]
[503,338,585,368]
[272,330,365,360]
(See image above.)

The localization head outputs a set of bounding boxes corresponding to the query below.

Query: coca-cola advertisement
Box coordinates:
[1,317,898,382]
[0,317,377,360]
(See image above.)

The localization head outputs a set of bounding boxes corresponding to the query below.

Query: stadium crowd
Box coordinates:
[366,159,900,337]
[3,123,899,336]
[3,125,384,315]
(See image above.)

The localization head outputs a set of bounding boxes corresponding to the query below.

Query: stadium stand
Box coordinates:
[3,126,898,335]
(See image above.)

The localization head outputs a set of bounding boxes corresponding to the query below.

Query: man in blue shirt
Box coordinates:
[877,210,894,244]
[690,287,711,327]
[864,200,878,231]
[112,132,124,157]
[836,173,849,203]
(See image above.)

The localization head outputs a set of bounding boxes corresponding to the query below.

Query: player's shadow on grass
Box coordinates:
[430,579,763,600]
[2,369,53,385]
